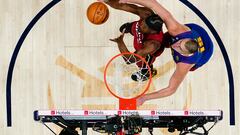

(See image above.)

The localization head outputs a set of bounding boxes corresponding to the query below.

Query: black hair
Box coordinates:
[145,14,163,32]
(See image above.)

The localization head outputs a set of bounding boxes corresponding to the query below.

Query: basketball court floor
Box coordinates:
[0,0,239,134]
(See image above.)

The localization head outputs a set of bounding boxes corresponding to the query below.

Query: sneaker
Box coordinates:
[131,68,157,82]
[151,68,157,77]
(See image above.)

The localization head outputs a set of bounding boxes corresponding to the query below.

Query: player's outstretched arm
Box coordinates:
[98,0,154,19]
[119,0,189,36]
[137,62,194,106]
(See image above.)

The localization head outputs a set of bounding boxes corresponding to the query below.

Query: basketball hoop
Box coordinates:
[104,52,152,110]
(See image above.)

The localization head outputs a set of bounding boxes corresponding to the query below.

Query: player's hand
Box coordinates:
[136,96,146,107]
[110,33,125,43]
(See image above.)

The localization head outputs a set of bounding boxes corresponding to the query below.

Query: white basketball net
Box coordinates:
[105,54,151,99]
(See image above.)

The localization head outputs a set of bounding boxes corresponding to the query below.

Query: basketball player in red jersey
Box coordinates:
[98,0,164,81]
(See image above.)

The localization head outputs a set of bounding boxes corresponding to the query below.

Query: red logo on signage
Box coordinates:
[151,111,155,115]
[51,110,55,115]
[184,111,189,115]
[84,111,88,115]
[118,111,122,115]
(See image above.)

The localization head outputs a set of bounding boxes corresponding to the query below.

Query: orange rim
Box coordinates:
[104,52,152,100]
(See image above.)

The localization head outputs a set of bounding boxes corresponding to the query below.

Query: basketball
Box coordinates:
[87,2,109,25]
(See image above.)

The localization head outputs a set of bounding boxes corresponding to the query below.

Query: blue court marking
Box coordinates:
[6,0,62,127]
[179,0,235,125]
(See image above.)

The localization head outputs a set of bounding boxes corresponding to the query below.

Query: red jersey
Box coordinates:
[131,20,164,57]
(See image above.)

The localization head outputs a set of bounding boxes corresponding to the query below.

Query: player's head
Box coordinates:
[171,39,199,54]
[140,14,163,34]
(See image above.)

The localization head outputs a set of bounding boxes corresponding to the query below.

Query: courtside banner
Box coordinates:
[36,110,222,116]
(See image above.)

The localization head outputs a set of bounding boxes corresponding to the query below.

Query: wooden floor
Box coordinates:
[0,0,239,134]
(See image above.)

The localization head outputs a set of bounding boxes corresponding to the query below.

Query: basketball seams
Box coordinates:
[101,5,109,24]
[87,2,109,25]
[92,3,101,24]
[95,4,108,24]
